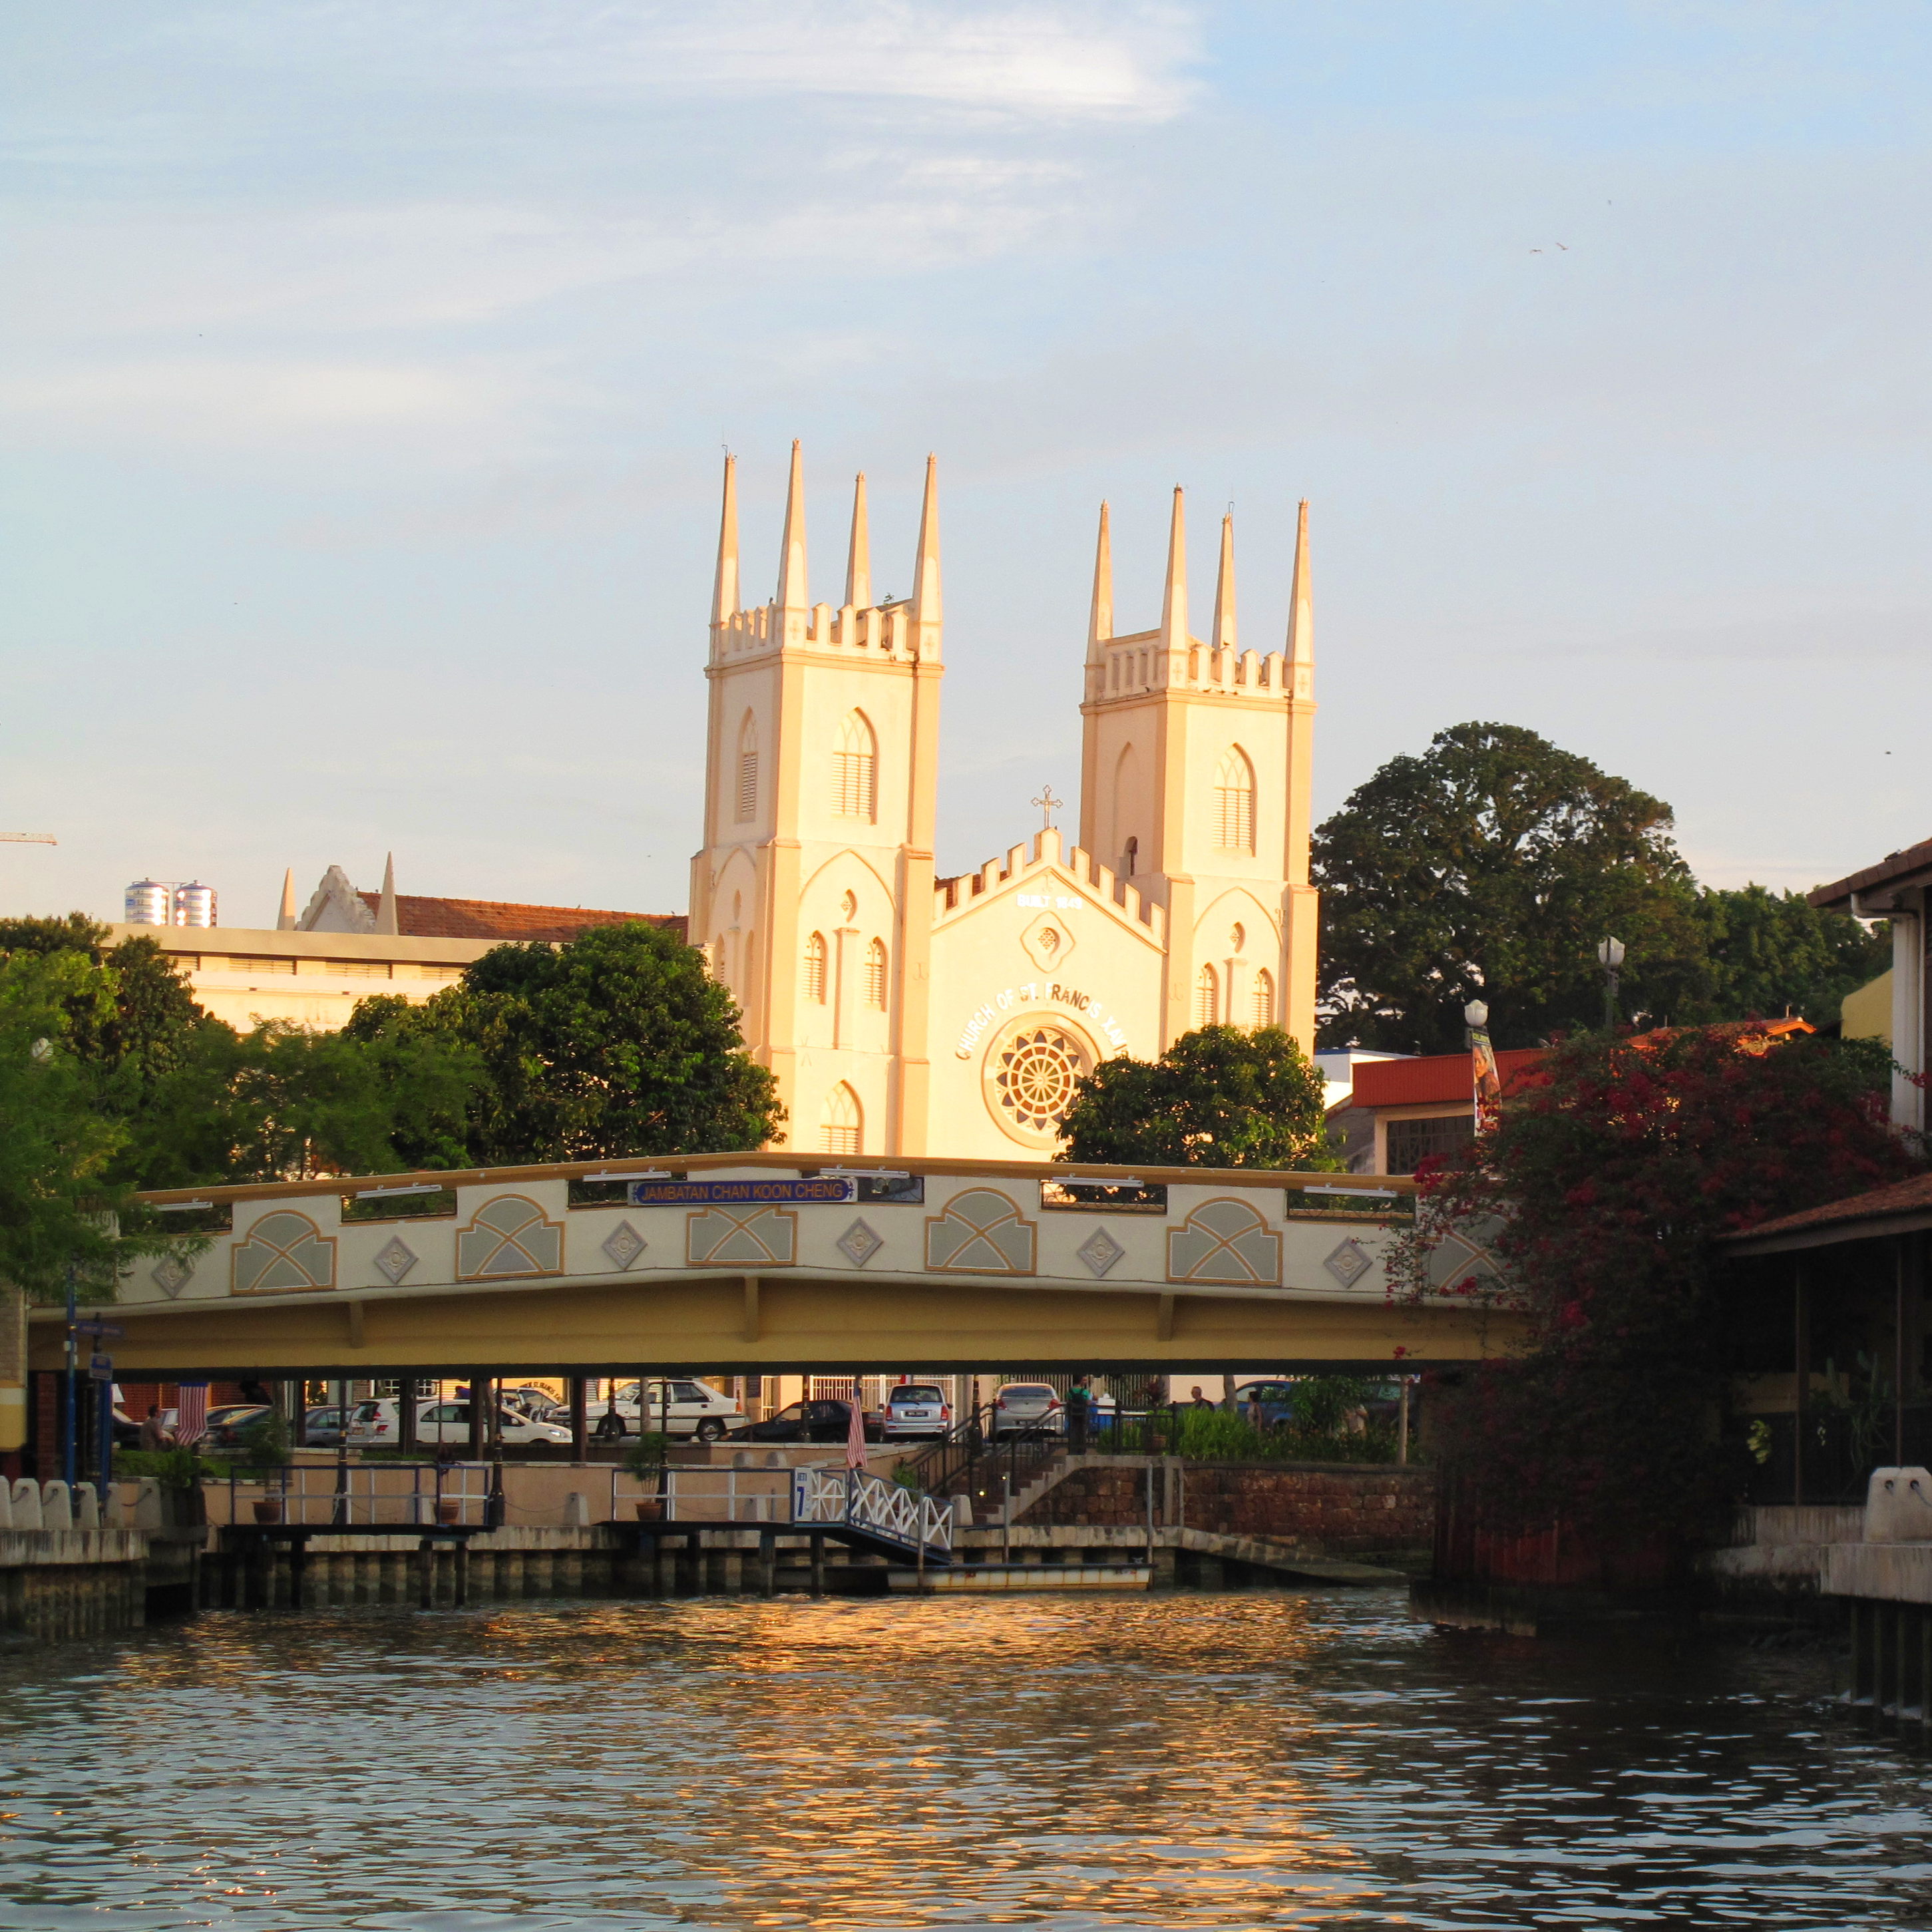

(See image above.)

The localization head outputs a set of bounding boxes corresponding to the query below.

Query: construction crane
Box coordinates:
[0,835,56,845]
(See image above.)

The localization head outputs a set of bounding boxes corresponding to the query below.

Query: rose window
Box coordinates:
[993,1028,1086,1134]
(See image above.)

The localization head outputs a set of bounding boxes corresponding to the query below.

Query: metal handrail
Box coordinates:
[793,1465,952,1554]
[220,1461,492,1527]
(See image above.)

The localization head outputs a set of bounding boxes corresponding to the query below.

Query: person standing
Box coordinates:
[138,1405,174,1452]
[1065,1376,1092,1455]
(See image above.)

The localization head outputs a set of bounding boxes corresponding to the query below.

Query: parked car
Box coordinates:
[741,1398,881,1444]
[500,1385,560,1418]
[345,1400,572,1449]
[990,1382,1063,1437]
[206,1404,274,1449]
[1233,1380,1300,1428]
[582,1378,747,1444]
[880,1383,950,1440]
[297,1405,349,1447]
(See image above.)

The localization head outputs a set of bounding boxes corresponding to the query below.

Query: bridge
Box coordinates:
[27,1154,1511,1378]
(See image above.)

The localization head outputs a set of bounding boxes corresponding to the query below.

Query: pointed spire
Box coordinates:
[1159,485,1188,654]
[775,439,807,614]
[1086,502,1113,662]
[711,452,739,626]
[845,471,870,608]
[910,453,941,628]
[1286,498,1313,671]
[1212,509,1237,652]
[276,867,297,932]
[375,853,399,936]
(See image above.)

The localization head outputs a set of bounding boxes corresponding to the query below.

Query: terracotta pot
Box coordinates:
[434,1499,461,1525]
[251,1498,283,1525]
[634,1499,664,1521]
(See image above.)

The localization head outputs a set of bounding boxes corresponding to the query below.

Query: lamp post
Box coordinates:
[1597,938,1626,1029]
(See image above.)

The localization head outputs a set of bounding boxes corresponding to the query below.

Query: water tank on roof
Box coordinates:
[173,882,217,928]
[124,880,172,926]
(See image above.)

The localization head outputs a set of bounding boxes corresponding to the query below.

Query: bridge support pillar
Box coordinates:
[758,1530,777,1598]
[809,1533,827,1597]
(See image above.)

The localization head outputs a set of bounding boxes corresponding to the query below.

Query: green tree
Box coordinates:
[1314,722,1706,1053]
[1684,884,1889,1026]
[345,921,782,1164]
[0,951,183,1304]
[1060,1025,1338,1170]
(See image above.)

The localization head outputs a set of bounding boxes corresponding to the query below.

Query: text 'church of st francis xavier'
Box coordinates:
[690,445,1319,1163]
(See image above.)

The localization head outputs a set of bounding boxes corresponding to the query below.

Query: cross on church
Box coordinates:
[1032,785,1063,830]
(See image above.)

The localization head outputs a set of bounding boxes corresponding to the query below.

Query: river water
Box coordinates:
[1,1593,1929,1930]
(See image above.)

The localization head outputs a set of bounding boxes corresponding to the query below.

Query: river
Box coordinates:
[1,1593,1927,1929]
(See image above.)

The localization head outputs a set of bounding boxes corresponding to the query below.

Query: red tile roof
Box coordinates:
[356,894,687,944]
[1722,1170,1932,1252]
[1350,1048,1544,1109]
[1810,835,1932,910]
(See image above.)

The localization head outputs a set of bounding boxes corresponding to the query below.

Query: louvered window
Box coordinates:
[864,938,888,1008]
[821,1083,861,1155]
[1252,968,1274,1027]
[1195,964,1219,1028]
[736,751,757,821]
[1214,748,1255,853]
[835,713,876,820]
[804,932,827,1004]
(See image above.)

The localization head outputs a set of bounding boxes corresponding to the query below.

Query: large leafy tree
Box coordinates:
[345,921,783,1165]
[1394,1025,1921,1544]
[0,914,477,1190]
[1314,722,1706,1052]
[1685,884,1889,1028]
[1060,1025,1338,1169]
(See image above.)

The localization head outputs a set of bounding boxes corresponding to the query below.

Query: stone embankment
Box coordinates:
[1016,1457,1434,1559]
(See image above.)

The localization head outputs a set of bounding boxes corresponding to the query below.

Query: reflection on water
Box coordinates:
[1,1593,1929,1929]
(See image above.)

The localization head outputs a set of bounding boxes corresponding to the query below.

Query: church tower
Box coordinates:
[689,445,942,1155]
[1075,489,1318,1052]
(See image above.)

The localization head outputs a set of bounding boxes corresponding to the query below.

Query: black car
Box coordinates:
[741,1398,882,1444]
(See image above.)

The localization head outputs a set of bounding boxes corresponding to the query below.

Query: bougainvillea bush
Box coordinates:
[1393,1024,1922,1544]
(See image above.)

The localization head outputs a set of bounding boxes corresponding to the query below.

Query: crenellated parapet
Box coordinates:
[933,828,1167,942]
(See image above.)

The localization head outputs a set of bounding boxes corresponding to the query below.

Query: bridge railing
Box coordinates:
[214,1461,493,1527]
[903,1406,1065,1521]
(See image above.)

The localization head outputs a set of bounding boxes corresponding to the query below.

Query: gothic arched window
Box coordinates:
[835,712,877,821]
[821,1083,862,1155]
[1214,747,1255,854]
[804,931,828,1004]
[736,713,759,823]
[864,937,888,1008]
[1252,967,1275,1028]
[1195,963,1220,1028]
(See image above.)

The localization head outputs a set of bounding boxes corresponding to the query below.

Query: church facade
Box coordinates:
[689,445,1319,1162]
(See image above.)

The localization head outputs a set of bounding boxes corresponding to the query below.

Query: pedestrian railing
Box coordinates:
[217,1461,493,1527]
[608,1465,796,1523]
[792,1464,952,1556]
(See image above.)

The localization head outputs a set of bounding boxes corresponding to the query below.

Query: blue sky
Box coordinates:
[4,2,1930,926]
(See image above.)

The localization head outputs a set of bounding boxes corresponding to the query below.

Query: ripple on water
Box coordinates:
[0,1593,1926,1929]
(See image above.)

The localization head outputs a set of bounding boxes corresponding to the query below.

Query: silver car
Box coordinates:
[991,1382,1063,1438]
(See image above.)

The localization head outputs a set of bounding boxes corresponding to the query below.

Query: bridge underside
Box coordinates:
[27,1271,1514,1379]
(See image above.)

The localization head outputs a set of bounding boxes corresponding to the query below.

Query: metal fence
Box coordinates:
[217,1461,494,1527]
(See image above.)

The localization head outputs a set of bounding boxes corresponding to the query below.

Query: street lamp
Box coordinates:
[1597,937,1626,1028]
[1463,1000,1489,1032]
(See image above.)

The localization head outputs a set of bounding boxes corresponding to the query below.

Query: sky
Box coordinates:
[4,1,1931,929]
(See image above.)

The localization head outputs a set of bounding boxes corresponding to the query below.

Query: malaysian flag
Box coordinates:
[845,1384,868,1470]
[174,1384,209,1448]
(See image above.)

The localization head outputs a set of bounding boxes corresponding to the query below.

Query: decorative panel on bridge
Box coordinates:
[30,1158,1515,1376]
[231,1210,336,1296]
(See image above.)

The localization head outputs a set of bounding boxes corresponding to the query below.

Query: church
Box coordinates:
[691,445,1319,1161]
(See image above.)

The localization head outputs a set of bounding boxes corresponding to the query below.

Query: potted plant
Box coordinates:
[235,1411,291,1523]
[623,1432,670,1520]
[152,1446,211,1528]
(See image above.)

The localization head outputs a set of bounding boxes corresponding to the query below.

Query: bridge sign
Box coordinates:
[629,1177,857,1207]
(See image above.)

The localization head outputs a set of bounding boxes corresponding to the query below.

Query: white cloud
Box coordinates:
[166,1,1203,122]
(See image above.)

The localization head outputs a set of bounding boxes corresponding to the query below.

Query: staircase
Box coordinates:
[903,1407,1068,1527]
